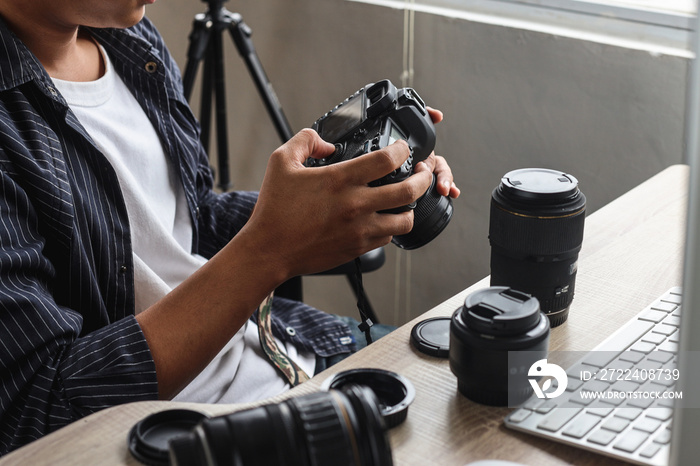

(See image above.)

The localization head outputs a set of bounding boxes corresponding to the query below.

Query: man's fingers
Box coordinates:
[273,128,336,166]
[331,140,412,186]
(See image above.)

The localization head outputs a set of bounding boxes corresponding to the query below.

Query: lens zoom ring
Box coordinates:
[414,179,442,223]
[489,202,585,256]
[291,393,354,466]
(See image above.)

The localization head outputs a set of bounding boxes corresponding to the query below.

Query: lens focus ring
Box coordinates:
[489,201,585,257]
[291,392,356,466]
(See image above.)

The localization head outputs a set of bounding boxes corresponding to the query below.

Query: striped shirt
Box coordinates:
[0,17,353,455]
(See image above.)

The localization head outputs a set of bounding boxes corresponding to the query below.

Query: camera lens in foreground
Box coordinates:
[169,386,393,466]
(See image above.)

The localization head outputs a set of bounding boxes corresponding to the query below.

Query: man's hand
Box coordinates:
[242,128,435,280]
[426,107,461,199]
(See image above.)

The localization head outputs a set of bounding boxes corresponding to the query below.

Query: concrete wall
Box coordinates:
[147,0,687,325]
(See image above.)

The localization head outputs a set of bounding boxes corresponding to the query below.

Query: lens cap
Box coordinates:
[321,368,415,428]
[411,317,450,358]
[128,409,208,466]
[500,168,579,201]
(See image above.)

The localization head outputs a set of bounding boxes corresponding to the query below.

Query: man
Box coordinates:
[0,0,459,455]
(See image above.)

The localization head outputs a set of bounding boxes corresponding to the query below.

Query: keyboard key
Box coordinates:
[619,351,645,363]
[630,341,656,354]
[663,315,681,327]
[654,429,672,444]
[614,407,643,420]
[562,413,601,439]
[658,398,675,408]
[522,398,543,411]
[633,417,662,433]
[601,417,630,433]
[567,363,597,378]
[648,351,674,363]
[569,391,595,406]
[658,341,679,353]
[588,428,617,446]
[636,358,662,372]
[627,397,654,409]
[537,408,582,432]
[582,380,611,393]
[639,443,662,459]
[639,309,669,323]
[647,407,673,422]
[613,430,650,453]
[652,324,677,336]
[600,395,625,406]
[507,409,531,423]
[535,400,558,414]
[641,332,667,345]
[652,302,678,313]
[611,380,638,393]
[587,406,613,417]
[565,377,584,392]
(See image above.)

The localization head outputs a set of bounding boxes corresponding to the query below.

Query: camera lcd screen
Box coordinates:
[318,95,364,142]
[388,124,406,144]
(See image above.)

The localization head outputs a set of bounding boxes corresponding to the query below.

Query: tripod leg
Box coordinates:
[226,13,294,143]
[199,46,214,157]
[182,14,212,101]
[212,25,232,191]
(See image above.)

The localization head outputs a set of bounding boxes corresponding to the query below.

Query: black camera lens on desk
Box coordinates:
[489,168,586,327]
[449,287,550,406]
[167,385,393,466]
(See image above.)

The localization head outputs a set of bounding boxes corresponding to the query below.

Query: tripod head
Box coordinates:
[201,0,228,8]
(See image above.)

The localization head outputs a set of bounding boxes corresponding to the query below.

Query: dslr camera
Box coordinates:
[306,79,453,250]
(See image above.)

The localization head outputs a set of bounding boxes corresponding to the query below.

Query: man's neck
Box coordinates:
[0,8,104,82]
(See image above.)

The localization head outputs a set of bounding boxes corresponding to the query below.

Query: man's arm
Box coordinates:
[0,168,158,455]
[135,128,435,399]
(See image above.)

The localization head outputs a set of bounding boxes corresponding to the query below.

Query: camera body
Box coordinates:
[307,79,436,188]
[307,80,452,250]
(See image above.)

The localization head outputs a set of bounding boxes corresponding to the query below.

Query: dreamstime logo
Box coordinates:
[528,359,568,399]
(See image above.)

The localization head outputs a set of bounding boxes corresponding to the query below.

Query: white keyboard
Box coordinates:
[504,287,682,466]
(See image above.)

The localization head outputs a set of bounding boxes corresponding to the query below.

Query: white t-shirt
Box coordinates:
[51,43,315,403]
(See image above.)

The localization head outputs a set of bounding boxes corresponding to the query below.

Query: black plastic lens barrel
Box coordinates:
[449,287,550,406]
[168,386,393,466]
[489,168,586,327]
[393,174,453,250]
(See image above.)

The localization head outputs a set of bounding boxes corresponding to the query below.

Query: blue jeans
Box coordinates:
[314,316,396,374]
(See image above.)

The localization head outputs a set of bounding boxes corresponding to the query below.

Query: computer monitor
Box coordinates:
[669,5,700,465]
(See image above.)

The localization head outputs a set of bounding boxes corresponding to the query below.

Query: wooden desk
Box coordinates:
[0,165,688,466]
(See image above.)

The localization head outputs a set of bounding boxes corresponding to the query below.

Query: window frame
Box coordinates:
[348,0,695,55]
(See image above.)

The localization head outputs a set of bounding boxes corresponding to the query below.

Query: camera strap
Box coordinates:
[257,291,311,386]
[352,257,375,345]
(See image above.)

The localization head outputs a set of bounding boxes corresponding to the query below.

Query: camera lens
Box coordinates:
[393,174,453,250]
[489,168,586,327]
[169,386,393,466]
[449,287,550,406]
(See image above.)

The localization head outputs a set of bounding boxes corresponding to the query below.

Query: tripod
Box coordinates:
[182,0,293,191]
